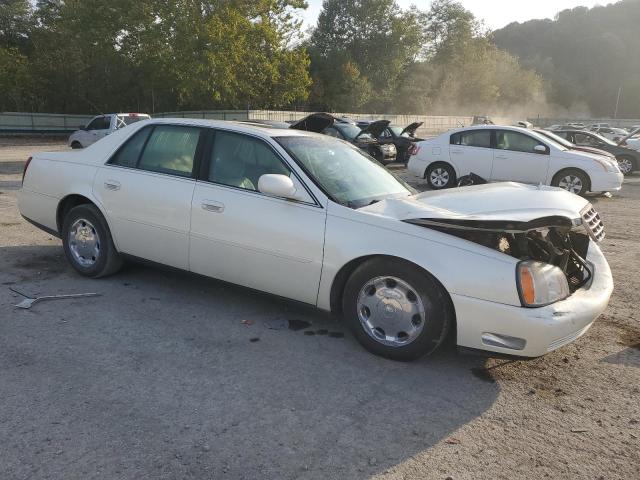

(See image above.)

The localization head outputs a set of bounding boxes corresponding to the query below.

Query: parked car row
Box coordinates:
[25,118,614,361]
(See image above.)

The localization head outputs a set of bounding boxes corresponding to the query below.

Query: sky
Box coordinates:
[300,0,613,31]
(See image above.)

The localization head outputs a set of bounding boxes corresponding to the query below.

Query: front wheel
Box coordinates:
[342,258,453,361]
[616,156,635,175]
[62,204,123,278]
[426,163,456,189]
[70,141,83,149]
[552,169,590,195]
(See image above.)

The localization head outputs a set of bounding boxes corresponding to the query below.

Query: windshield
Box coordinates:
[337,123,373,141]
[590,132,617,146]
[276,136,413,208]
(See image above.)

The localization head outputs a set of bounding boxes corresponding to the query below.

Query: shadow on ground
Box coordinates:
[0,245,498,479]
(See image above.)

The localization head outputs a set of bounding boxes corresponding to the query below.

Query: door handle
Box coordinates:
[451,149,463,154]
[104,180,121,191]
[201,200,224,213]
[495,155,508,160]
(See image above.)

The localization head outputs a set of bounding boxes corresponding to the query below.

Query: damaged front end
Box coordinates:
[405,205,605,294]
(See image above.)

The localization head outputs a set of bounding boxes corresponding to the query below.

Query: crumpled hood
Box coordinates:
[359,182,589,223]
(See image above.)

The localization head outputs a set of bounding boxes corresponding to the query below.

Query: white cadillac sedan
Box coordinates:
[19,119,613,361]
[407,125,623,195]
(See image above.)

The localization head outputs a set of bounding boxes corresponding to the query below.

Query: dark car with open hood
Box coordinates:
[357,120,424,163]
[289,113,397,164]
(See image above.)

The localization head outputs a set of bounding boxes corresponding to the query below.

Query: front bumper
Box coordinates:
[452,242,613,357]
[589,171,623,192]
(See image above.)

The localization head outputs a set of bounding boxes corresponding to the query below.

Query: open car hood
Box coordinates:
[618,127,640,146]
[401,122,423,136]
[356,120,390,139]
[289,113,335,133]
[359,182,590,231]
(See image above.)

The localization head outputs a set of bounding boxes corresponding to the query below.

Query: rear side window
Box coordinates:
[138,125,201,177]
[450,130,491,148]
[109,127,152,168]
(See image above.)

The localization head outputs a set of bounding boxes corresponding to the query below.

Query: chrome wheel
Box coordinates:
[356,276,426,347]
[429,167,450,188]
[617,157,633,175]
[68,218,100,267]
[558,174,584,194]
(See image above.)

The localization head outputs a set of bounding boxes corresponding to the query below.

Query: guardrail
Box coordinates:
[0,112,94,135]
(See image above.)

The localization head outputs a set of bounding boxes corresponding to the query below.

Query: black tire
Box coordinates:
[426,163,456,189]
[369,147,384,164]
[616,155,635,175]
[71,141,83,149]
[62,204,123,278]
[342,257,453,361]
[551,169,590,195]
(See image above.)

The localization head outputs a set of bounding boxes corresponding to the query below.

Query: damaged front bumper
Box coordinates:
[451,241,613,357]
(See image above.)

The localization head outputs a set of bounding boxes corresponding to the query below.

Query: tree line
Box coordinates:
[0,0,636,117]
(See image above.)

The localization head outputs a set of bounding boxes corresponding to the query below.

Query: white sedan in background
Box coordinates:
[408,125,622,195]
[19,119,613,360]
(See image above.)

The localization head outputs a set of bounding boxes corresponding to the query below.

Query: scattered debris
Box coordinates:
[10,287,100,309]
[241,319,254,326]
[570,428,588,433]
[249,337,260,343]
[445,437,461,445]
[287,319,312,331]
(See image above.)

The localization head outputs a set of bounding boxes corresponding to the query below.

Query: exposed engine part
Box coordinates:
[406,217,595,292]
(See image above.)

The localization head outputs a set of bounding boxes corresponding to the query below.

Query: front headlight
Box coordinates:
[517,260,570,307]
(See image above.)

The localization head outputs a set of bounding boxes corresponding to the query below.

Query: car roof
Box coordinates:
[143,117,318,138]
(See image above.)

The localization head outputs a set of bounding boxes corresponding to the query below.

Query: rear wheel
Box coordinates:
[342,258,453,361]
[552,169,590,195]
[62,204,123,278]
[616,156,635,175]
[426,163,456,189]
[71,141,83,149]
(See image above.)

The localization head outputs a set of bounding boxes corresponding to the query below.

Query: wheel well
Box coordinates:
[552,168,591,191]
[617,154,637,168]
[329,254,457,339]
[424,161,457,181]
[56,194,94,233]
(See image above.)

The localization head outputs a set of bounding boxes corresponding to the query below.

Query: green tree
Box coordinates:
[309,0,424,111]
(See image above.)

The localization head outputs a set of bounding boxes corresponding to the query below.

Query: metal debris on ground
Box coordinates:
[10,287,100,309]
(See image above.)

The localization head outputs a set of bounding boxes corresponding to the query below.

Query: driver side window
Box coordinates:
[208,131,290,192]
[496,131,545,154]
[86,116,110,131]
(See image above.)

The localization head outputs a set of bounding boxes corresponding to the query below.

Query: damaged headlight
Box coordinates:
[517,260,570,307]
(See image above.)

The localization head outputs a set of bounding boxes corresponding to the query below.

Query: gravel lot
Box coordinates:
[1,139,638,480]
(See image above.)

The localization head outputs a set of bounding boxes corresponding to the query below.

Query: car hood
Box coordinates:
[357,120,390,139]
[573,146,616,159]
[401,122,423,136]
[359,182,589,228]
[289,113,334,133]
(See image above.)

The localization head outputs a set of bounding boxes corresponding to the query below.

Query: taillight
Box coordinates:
[22,156,32,186]
[409,145,421,156]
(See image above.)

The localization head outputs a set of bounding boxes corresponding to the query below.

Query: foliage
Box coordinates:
[493,0,640,117]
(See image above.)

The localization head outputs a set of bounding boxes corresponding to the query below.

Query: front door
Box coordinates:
[84,115,113,146]
[491,130,550,184]
[93,124,204,269]
[189,129,326,305]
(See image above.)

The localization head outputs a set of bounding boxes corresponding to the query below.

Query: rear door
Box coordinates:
[491,130,550,184]
[189,129,326,305]
[93,124,204,269]
[448,129,493,179]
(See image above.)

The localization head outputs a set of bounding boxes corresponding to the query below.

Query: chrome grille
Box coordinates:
[581,205,605,242]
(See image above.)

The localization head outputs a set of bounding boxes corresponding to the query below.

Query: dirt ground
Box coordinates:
[0,139,638,480]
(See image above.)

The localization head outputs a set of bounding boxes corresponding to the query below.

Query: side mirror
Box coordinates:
[534,144,548,154]
[79,125,86,130]
[258,174,298,200]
